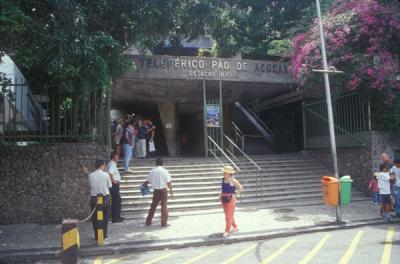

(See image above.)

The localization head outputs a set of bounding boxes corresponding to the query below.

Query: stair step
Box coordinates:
[120,183,323,200]
[119,179,321,194]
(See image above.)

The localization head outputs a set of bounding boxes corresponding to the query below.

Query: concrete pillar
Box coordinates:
[157,102,178,156]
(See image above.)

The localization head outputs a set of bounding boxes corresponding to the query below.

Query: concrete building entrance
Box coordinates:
[112,55,295,156]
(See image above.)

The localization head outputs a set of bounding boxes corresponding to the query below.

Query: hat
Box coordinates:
[222,165,235,174]
[394,158,400,164]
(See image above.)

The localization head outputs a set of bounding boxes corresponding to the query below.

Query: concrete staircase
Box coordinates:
[118,154,369,219]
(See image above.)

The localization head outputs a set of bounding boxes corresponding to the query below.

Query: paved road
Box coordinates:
[41,225,399,264]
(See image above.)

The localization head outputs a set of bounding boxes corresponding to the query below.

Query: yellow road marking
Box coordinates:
[260,239,296,264]
[93,256,103,264]
[221,243,258,264]
[298,234,331,264]
[381,226,394,264]
[182,249,217,264]
[338,231,364,264]
[105,254,136,264]
[143,251,177,264]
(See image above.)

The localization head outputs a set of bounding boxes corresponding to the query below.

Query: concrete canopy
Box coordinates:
[112,55,296,109]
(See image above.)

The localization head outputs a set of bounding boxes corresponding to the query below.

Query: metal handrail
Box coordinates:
[208,136,241,172]
[224,134,262,171]
[243,104,274,137]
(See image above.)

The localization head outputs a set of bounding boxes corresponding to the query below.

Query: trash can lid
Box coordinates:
[339,175,352,181]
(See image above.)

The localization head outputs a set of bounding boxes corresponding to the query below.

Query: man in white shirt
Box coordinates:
[89,160,112,240]
[143,158,173,227]
[107,152,124,223]
[390,159,400,217]
[377,164,395,222]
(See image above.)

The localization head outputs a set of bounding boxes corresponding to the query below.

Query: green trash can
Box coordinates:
[339,175,353,205]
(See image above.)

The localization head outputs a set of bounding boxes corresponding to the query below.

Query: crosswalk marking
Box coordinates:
[143,251,177,264]
[221,243,258,264]
[338,230,364,264]
[182,249,216,264]
[298,234,331,264]
[260,239,296,264]
[381,226,394,264]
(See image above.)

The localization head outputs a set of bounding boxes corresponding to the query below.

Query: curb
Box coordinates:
[0,217,388,263]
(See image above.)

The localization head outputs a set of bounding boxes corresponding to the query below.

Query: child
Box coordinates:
[368,173,380,206]
[389,159,400,217]
[377,164,396,222]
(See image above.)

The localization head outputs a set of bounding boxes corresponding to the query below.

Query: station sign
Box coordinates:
[126,55,294,83]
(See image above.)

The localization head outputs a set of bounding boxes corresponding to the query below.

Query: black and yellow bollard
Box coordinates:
[97,196,104,246]
[61,219,80,264]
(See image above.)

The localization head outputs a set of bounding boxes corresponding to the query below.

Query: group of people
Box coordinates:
[113,118,156,172]
[368,153,400,222]
[87,152,244,240]
[88,152,124,241]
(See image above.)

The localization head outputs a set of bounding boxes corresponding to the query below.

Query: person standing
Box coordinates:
[220,165,243,238]
[121,121,133,173]
[114,119,124,156]
[146,119,156,157]
[88,160,112,240]
[128,120,137,159]
[390,159,400,217]
[137,120,147,159]
[377,164,396,222]
[380,153,395,209]
[142,158,173,227]
[107,152,124,223]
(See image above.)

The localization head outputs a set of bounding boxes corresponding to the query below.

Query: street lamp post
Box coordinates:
[314,0,341,222]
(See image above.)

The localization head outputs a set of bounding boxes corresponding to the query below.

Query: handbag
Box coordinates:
[149,140,156,152]
[222,195,233,203]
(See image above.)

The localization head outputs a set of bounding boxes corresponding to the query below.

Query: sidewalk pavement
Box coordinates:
[0,200,391,262]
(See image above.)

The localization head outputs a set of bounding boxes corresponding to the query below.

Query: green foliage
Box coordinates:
[370,91,400,135]
[208,0,334,58]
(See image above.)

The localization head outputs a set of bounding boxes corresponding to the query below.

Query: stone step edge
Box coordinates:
[121,196,370,212]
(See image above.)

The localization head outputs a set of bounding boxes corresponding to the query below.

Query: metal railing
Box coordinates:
[234,102,274,144]
[302,92,368,148]
[1,78,108,145]
[231,121,266,152]
[207,136,241,172]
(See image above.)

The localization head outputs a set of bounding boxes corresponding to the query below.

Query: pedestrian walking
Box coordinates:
[142,158,173,227]
[390,159,400,217]
[121,121,133,173]
[220,165,243,237]
[107,152,124,223]
[88,160,112,240]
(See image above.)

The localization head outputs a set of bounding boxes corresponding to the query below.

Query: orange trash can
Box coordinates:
[321,176,339,206]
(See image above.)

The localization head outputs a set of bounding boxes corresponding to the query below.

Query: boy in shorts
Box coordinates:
[377,164,395,222]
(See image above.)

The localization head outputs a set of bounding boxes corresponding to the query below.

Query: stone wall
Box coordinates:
[306,131,400,195]
[306,147,373,195]
[0,143,108,224]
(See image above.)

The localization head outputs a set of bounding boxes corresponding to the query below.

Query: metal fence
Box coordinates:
[302,92,369,148]
[0,78,109,145]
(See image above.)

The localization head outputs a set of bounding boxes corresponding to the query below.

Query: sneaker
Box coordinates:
[231,227,239,233]
[222,232,229,238]
[161,224,170,228]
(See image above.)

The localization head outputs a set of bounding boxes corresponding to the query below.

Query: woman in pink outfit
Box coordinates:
[220,166,243,237]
